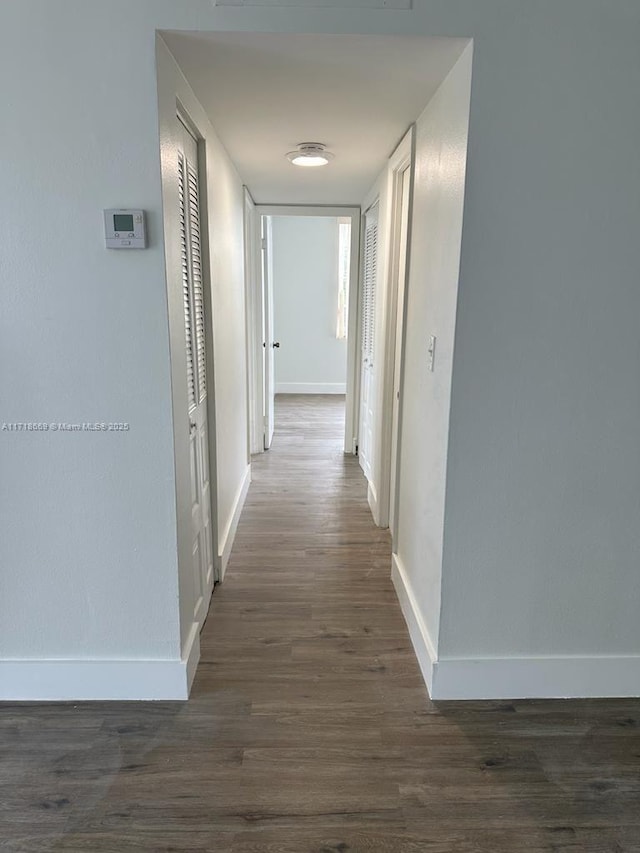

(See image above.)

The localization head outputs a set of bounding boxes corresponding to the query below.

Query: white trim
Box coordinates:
[392,553,640,700]
[255,204,360,455]
[244,188,263,456]
[258,204,359,218]
[0,630,200,701]
[378,128,415,533]
[352,209,365,463]
[391,552,436,696]
[361,179,383,217]
[345,207,362,456]
[262,215,276,450]
[432,656,640,701]
[275,383,346,395]
[218,464,251,579]
[249,196,266,455]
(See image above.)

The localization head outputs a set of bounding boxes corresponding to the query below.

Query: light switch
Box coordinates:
[427,335,436,372]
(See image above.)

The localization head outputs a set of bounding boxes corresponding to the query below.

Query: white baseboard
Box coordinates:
[391,552,437,696]
[391,553,640,700]
[218,463,251,580]
[0,626,201,701]
[432,654,640,700]
[275,382,346,394]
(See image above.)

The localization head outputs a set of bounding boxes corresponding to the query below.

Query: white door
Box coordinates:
[389,165,411,536]
[261,216,276,450]
[178,119,214,627]
[358,202,379,481]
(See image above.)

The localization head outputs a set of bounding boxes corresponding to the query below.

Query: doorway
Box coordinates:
[247,205,361,455]
[155,31,472,697]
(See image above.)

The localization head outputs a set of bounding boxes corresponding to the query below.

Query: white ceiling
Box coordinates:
[161,32,468,205]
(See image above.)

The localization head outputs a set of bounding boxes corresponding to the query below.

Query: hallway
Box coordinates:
[2,397,640,851]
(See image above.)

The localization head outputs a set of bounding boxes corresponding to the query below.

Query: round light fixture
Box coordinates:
[286,143,334,168]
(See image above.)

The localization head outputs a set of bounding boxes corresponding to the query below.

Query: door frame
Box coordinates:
[377,127,415,533]
[243,188,264,456]
[261,214,276,450]
[248,204,361,455]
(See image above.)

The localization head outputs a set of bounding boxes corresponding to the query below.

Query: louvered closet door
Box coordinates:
[358,201,379,482]
[178,119,215,628]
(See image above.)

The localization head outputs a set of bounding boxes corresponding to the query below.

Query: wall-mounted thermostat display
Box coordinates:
[104,209,147,249]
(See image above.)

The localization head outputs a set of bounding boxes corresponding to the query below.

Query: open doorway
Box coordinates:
[268,214,349,447]
[270,216,350,397]
[155,32,473,695]
[247,205,361,456]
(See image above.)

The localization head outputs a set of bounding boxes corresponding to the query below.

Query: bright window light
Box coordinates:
[336,220,351,340]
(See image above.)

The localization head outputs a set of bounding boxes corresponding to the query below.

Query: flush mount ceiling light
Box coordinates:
[286,143,334,167]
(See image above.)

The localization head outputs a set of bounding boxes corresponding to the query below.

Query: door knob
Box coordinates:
[272,341,280,348]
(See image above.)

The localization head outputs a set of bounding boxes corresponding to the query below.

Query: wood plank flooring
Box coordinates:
[2,395,640,851]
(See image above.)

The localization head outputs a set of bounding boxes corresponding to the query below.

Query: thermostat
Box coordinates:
[104,209,147,249]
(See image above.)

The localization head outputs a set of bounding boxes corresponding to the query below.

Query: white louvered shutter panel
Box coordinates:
[187,163,207,403]
[362,203,379,366]
[179,153,197,411]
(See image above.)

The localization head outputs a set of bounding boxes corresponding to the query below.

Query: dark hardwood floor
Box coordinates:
[2,395,640,851]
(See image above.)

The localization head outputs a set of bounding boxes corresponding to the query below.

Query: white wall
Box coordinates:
[0,5,183,691]
[436,6,640,694]
[1,0,640,700]
[271,216,347,394]
[391,45,473,674]
[0,4,250,699]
